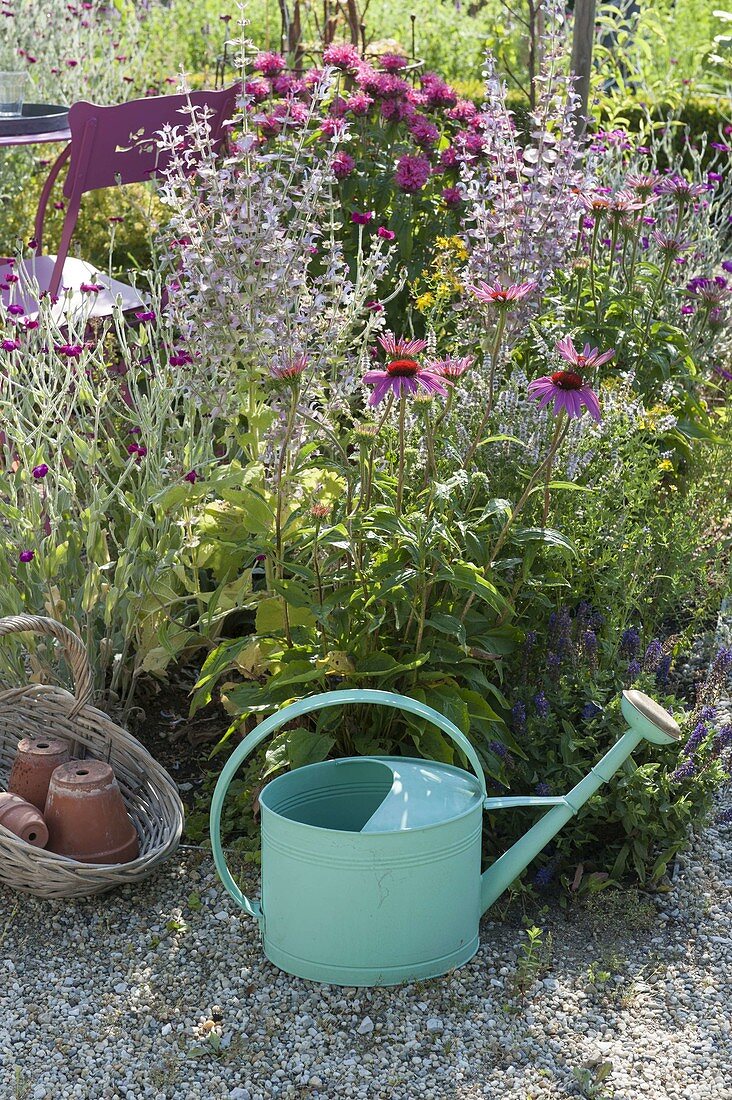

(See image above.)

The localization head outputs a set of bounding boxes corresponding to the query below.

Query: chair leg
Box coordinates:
[33,144,72,256]
[48,198,82,298]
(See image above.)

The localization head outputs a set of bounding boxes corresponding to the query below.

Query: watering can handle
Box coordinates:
[209,688,488,923]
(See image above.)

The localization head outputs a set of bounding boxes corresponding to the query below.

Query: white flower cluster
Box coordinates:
[460,0,591,335]
[157,56,391,437]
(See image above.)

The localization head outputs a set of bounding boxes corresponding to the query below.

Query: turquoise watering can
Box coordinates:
[210,688,679,987]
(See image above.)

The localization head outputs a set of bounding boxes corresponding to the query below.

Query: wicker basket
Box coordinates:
[0,615,184,899]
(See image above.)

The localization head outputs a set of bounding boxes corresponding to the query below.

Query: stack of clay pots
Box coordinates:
[0,737,139,864]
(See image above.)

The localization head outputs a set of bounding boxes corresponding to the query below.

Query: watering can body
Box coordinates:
[210,688,679,987]
[258,756,484,985]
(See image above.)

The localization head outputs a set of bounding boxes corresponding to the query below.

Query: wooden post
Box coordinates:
[570,0,597,136]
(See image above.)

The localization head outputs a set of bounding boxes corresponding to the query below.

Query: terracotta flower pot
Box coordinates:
[0,791,49,848]
[8,736,71,811]
[44,760,139,864]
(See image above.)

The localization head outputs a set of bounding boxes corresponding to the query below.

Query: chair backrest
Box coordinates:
[39,86,238,298]
[63,86,238,199]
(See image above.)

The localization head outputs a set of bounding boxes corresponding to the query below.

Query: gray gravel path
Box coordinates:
[1,789,730,1100]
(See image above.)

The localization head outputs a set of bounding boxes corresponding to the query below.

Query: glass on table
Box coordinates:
[0,72,30,119]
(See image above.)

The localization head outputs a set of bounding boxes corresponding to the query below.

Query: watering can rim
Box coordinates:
[259,753,484,837]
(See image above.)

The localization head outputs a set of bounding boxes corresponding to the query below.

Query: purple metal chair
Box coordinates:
[1,86,237,321]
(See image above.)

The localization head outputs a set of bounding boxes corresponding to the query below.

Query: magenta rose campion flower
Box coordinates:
[32,464,49,479]
[394,154,431,194]
[351,210,373,225]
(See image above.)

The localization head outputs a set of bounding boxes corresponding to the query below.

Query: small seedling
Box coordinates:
[512,924,553,997]
[572,1060,613,1099]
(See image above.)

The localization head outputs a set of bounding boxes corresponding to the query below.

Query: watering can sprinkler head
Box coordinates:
[621,689,681,746]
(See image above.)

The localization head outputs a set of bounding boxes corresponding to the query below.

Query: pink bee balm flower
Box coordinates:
[394,154,431,194]
[344,92,373,116]
[555,336,615,370]
[183,469,199,484]
[528,372,602,422]
[379,52,408,72]
[428,355,474,378]
[442,186,462,207]
[32,464,49,479]
[363,358,448,406]
[19,550,34,563]
[322,43,361,70]
[332,151,355,180]
[253,51,286,77]
[467,280,538,306]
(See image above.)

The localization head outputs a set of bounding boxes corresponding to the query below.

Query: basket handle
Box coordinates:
[0,615,94,716]
[210,688,488,925]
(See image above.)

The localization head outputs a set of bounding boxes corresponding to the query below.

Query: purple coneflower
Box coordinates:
[270,353,308,382]
[467,279,538,307]
[528,371,602,421]
[363,357,447,407]
[652,230,691,259]
[428,354,473,378]
[377,332,427,358]
[656,176,706,203]
[556,336,615,370]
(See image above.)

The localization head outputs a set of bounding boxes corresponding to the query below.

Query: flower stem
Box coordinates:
[463,310,507,469]
[396,392,406,516]
[489,412,568,563]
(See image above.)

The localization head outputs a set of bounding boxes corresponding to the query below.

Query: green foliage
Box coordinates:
[598,95,731,170]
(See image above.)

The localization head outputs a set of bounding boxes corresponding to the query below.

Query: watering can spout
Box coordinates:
[479,690,681,915]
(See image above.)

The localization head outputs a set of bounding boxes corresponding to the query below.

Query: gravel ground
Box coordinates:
[1,786,730,1100]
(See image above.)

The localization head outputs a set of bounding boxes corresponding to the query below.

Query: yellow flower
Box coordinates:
[658,459,674,472]
[415,292,435,312]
